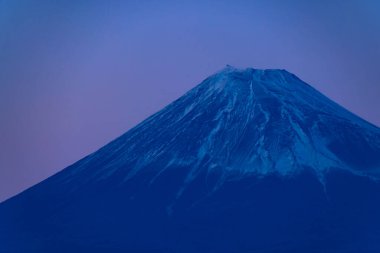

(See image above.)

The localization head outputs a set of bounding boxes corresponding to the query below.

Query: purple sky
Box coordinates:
[1,0,379,202]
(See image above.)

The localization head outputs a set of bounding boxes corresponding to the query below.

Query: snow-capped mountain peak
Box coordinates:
[56,67,380,190]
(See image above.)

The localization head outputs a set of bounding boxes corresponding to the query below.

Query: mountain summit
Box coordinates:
[1,67,380,252]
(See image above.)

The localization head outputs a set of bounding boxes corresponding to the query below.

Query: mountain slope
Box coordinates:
[1,66,380,253]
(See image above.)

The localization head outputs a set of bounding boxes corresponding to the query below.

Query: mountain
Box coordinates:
[1,66,380,253]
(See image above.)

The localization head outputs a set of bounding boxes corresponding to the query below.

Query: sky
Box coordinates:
[0,0,379,202]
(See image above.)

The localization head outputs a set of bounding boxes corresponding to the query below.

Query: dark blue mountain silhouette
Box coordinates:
[1,66,380,252]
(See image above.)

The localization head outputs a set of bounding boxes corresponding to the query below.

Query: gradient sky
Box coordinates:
[1,0,379,202]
